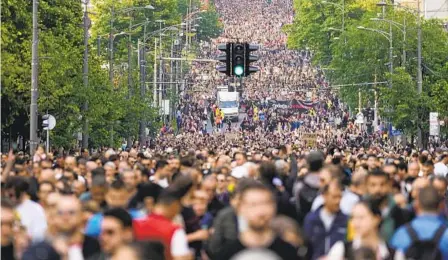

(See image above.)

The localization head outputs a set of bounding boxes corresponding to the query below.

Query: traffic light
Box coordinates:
[216,43,231,76]
[245,43,259,76]
[232,43,245,77]
[42,115,50,130]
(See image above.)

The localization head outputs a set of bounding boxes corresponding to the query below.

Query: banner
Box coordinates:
[266,99,320,112]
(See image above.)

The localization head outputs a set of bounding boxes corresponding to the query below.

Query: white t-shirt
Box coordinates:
[434,162,448,177]
[16,199,48,242]
[171,229,190,257]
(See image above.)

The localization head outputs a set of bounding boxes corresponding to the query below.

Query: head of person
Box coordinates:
[416,186,443,214]
[307,151,324,173]
[234,152,247,166]
[367,155,378,170]
[422,161,434,177]
[72,179,86,198]
[238,181,276,232]
[408,162,420,178]
[193,189,209,217]
[351,168,368,196]
[216,173,228,191]
[38,181,55,206]
[54,194,82,235]
[104,162,117,183]
[322,179,344,214]
[366,168,390,204]
[430,176,448,199]
[153,175,193,220]
[319,165,343,189]
[4,176,30,205]
[65,156,77,170]
[411,177,430,203]
[132,182,162,213]
[201,176,217,201]
[106,179,130,208]
[121,169,137,193]
[155,160,171,178]
[351,199,382,239]
[1,199,15,246]
[100,208,133,256]
[91,173,107,206]
[382,164,398,179]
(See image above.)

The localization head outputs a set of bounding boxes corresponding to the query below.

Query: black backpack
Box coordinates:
[298,182,319,215]
[404,224,447,260]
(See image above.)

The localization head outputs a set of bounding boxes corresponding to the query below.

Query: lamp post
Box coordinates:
[370,17,407,67]
[357,26,393,89]
[377,0,423,147]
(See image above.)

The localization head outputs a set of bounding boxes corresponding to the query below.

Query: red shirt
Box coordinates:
[133,214,181,260]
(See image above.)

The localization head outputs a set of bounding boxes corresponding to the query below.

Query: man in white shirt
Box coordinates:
[434,154,448,177]
[4,176,47,242]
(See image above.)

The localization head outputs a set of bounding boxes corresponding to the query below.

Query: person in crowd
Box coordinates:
[151,159,172,188]
[365,168,410,241]
[304,179,348,260]
[327,199,403,259]
[4,176,47,243]
[23,193,101,259]
[390,186,448,259]
[97,208,134,259]
[85,179,144,238]
[216,180,298,260]
[133,176,193,260]
[294,150,324,224]
[2,199,17,260]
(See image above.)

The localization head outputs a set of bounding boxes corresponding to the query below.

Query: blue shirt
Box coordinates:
[390,214,448,259]
[85,209,145,238]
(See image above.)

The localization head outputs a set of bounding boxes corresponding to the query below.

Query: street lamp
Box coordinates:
[377,0,423,147]
[357,26,393,88]
[370,17,407,67]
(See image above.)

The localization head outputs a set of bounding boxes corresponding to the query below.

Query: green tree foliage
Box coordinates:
[288,0,448,142]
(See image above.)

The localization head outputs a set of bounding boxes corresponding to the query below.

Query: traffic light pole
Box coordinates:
[30,0,39,155]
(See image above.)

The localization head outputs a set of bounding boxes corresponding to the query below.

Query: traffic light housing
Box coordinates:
[232,43,245,77]
[245,43,259,76]
[42,115,50,130]
[216,43,231,76]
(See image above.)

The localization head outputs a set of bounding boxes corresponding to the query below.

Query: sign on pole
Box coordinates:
[429,112,440,136]
[355,112,364,124]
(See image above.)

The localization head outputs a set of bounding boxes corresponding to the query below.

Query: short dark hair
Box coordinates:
[233,151,247,160]
[1,198,14,210]
[92,167,105,178]
[367,168,389,181]
[431,175,448,188]
[109,179,126,191]
[418,186,442,212]
[155,160,169,171]
[104,207,132,229]
[423,160,434,167]
[5,176,30,199]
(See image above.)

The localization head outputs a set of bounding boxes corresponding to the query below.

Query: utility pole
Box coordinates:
[109,7,114,84]
[153,38,158,107]
[82,0,90,150]
[374,73,378,132]
[128,19,133,97]
[417,0,423,148]
[139,39,146,144]
[30,0,39,155]
[389,21,393,89]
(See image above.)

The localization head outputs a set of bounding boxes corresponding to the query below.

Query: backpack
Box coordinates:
[343,241,395,260]
[404,224,447,260]
[298,182,319,215]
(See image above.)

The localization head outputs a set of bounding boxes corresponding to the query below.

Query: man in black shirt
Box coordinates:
[216,181,299,260]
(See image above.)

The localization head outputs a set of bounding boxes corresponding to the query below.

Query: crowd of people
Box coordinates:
[2,143,448,260]
[2,0,448,260]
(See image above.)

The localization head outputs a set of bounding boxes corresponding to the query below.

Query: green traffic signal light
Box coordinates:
[234,65,244,76]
